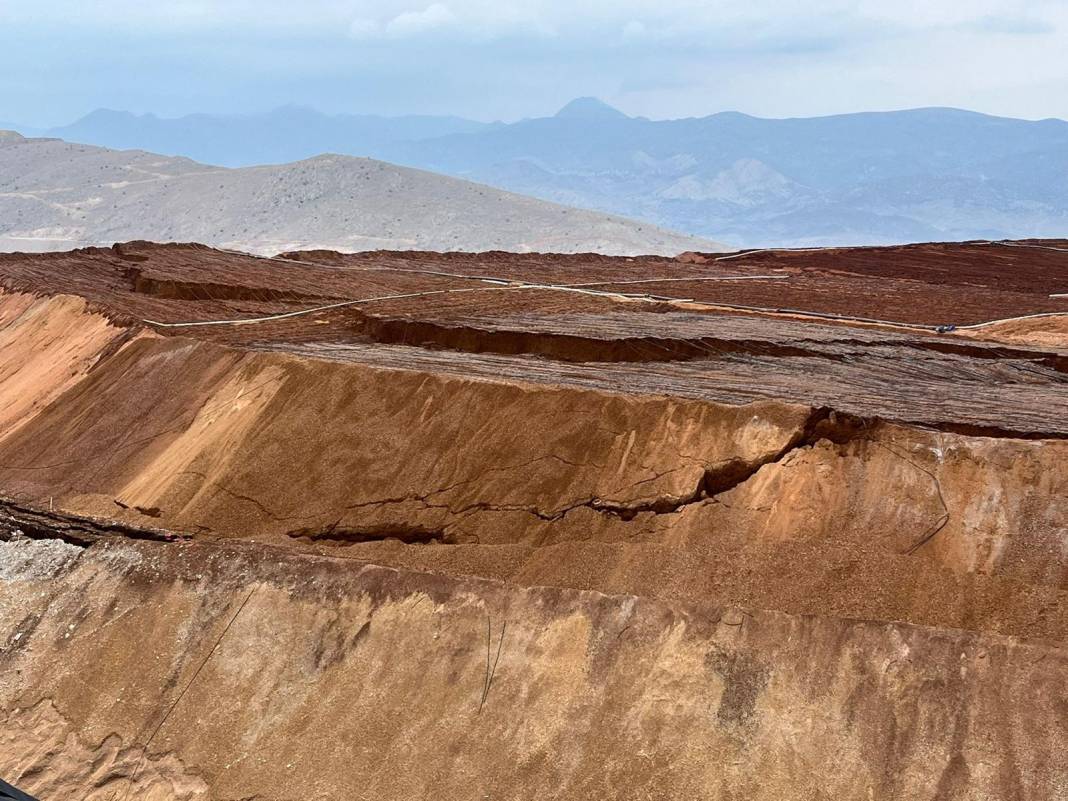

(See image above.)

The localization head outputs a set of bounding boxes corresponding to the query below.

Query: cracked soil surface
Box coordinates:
[1,240,1067,799]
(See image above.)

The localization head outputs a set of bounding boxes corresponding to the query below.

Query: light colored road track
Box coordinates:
[143,282,698,328]
[714,239,1068,259]
[556,275,788,288]
[159,242,1066,333]
[955,311,1068,330]
[143,287,501,328]
[673,300,941,332]
[219,247,786,287]
[148,249,792,327]
[713,247,832,261]
[979,240,1068,254]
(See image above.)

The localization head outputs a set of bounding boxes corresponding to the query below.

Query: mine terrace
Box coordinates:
[2,238,1067,799]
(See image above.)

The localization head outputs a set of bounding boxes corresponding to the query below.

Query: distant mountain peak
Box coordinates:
[554,97,628,120]
[83,108,146,120]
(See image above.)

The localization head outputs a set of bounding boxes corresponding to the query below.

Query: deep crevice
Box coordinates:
[124,266,326,304]
[286,521,446,545]
[0,496,186,547]
[354,314,836,364]
[572,407,871,520]
[906,338,1068,375]
[352,313,1068,372]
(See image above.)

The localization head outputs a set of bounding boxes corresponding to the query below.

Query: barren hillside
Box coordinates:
[1,240,1067,799]
[0,132,720,256]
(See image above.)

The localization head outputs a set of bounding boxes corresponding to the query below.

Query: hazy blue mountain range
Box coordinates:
[18,98,1068,248]
[46,106,496,168]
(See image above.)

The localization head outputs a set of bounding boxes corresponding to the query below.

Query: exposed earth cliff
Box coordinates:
[1,240,1066,799]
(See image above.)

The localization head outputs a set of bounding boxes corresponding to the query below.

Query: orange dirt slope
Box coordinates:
[1,240,1067,799]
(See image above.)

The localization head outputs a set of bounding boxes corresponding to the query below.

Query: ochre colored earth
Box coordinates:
[1,240,1067,799]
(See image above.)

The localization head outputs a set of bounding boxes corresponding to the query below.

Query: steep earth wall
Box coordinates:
[1,282,1066,800]
[2,536,1065,801]
[1,289,1066,641]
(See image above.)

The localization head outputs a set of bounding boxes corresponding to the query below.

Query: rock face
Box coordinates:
[0,132,721,256]
[1,240,1067,799]
[3,536,1066,801]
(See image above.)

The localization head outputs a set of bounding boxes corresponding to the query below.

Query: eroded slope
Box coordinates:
[1,241,1067,799]
[2,536,1066,800]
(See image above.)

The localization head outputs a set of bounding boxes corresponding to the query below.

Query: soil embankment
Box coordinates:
[3,535,1066,800]
[2,241,1067,799]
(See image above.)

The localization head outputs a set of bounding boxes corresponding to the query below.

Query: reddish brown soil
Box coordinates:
[676,240,1068,324]
[5,239,1068,328]
[281,240,1068,325]
[3,240,1065,437]
[3,239,1068,799]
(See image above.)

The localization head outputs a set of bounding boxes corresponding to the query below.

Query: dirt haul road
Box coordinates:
[1,240,1067,800]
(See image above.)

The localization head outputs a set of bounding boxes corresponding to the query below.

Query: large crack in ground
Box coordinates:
[275,406,873,544]
[354,314,837,364]
[568,406,870,520]
[125,265,328,304]
[349,311,1068,374]
[0,407,918,551]
[0,495,186,547]
[287,521,446,545]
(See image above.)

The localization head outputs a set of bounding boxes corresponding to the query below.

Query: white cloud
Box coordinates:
[3,0,1068,122]
[348,18,382,39]
[386,3,456,36]
[621,20,647,42]
[348,2,548,42]
[6,0,1064,44]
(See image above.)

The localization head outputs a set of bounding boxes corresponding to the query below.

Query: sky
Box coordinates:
[2,0,1068,126]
